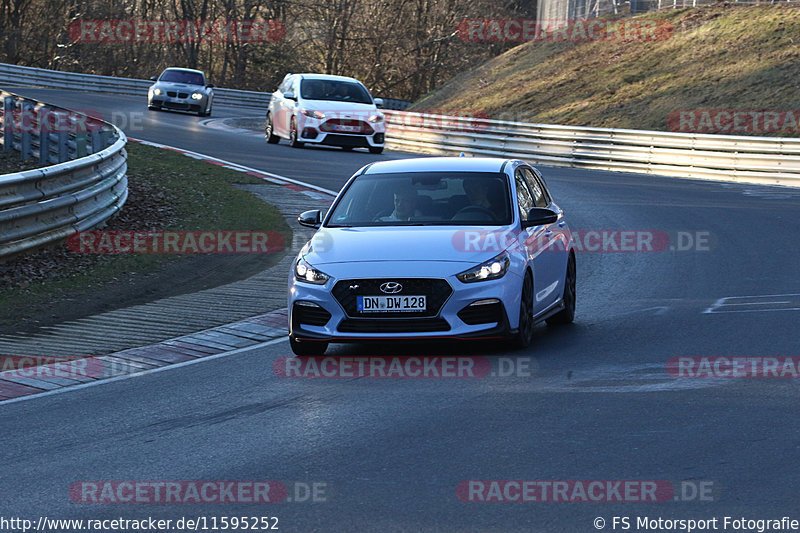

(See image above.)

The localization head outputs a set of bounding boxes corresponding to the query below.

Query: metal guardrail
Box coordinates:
[0,90,127,258]
[383,111,800,187]
[0,63,412,111]
[0,63,268,109]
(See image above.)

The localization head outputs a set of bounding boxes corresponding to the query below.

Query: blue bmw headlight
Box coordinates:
[294,257,330,285]
[191,92,204,100]
[456,251,510,283]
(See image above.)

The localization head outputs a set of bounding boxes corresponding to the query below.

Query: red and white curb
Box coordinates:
[0,308,290,403]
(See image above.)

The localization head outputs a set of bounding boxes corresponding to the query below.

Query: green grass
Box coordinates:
[0,142,291,329]
[411,5,800,134]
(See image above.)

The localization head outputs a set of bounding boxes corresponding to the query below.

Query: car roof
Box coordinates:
[163,67,205,75]
[361,157,511,175]
[294,73,361,84]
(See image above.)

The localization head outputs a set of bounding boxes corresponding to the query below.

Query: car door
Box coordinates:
[515,167,562,312]
[273,76,294,136]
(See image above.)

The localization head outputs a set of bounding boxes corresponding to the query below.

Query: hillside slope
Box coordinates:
[412,6,800,134]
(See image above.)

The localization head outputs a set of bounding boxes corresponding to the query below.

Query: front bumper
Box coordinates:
[297,115,385,148]
[149,93,208,113]
[288,265,522,343]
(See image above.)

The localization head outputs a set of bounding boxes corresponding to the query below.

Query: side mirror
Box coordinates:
[150,76,157,81]
[374,97,384,109]
[284,92,297,101]
[206,83,215,89]
[298,210,321,228]
[521,207,558,229]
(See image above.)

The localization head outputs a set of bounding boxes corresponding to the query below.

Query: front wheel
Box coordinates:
[547,253,576,326]
[265,114,280,144]
[510,272,534,349]
[289,117,304,148]
[290,336,328,356]
[369,146,384,154]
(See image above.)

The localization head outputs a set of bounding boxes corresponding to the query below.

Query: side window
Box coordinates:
[515,170,535,221]
[521,168,549,208]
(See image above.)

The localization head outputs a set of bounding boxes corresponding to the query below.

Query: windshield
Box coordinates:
[326,172,513,227]
[159,70,205,86]
[300,79,373,104]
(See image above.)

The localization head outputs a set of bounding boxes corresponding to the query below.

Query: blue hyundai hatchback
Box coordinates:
[288,157,576,355]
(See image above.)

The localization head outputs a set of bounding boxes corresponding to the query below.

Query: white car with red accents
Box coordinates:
[265,73,386,154]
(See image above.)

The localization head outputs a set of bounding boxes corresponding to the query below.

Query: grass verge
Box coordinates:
[0,142,291,332]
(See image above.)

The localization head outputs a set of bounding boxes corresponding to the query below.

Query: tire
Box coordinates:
[289,117,304,148]
[547,253,576,326]
[369,146,384,154]
[265,114,280,144]
[510,272,535,349]
[199,103,212,117]
[290,336,328,356]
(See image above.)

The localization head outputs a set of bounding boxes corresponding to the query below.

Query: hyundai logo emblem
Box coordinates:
[379,282,403,294]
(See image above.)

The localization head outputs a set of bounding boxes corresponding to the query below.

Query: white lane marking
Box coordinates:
[129,138,338,197]
[0,337,289,407]
[704,293,800,314]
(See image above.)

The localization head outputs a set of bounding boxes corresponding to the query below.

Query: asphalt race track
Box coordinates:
[2,88,799,532]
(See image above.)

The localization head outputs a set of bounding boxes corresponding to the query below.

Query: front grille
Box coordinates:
[338,318,450,333]
[320,119,374,135]
[166,91,189,98]
[458,301,505,325]
[320,134,370,147]
[332,278,453,318]
[292,302,332,327]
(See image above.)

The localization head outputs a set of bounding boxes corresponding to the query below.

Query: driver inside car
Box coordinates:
[377,186,422,222]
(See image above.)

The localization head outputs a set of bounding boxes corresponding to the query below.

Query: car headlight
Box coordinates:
[294,257,330,285]
[368,113,384,123]
[191,92,204,100]
[301,109,326,120]
[456,252,511,283]
[153,88,162,96]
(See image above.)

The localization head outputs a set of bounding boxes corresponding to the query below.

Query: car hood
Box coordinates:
[152,81,206,91]
[302,227,511,266]
[300,100,378,114]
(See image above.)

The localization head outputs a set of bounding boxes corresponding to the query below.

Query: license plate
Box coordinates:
[357,295,426,313]
[334,124,359,132]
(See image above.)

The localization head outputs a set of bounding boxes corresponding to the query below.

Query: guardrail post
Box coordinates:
[19,102,32,160]
[39,120,50,164]
[90,130,110,153]
[57,131,69,162]
[75,132,88,157]
[3,97,13,153]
